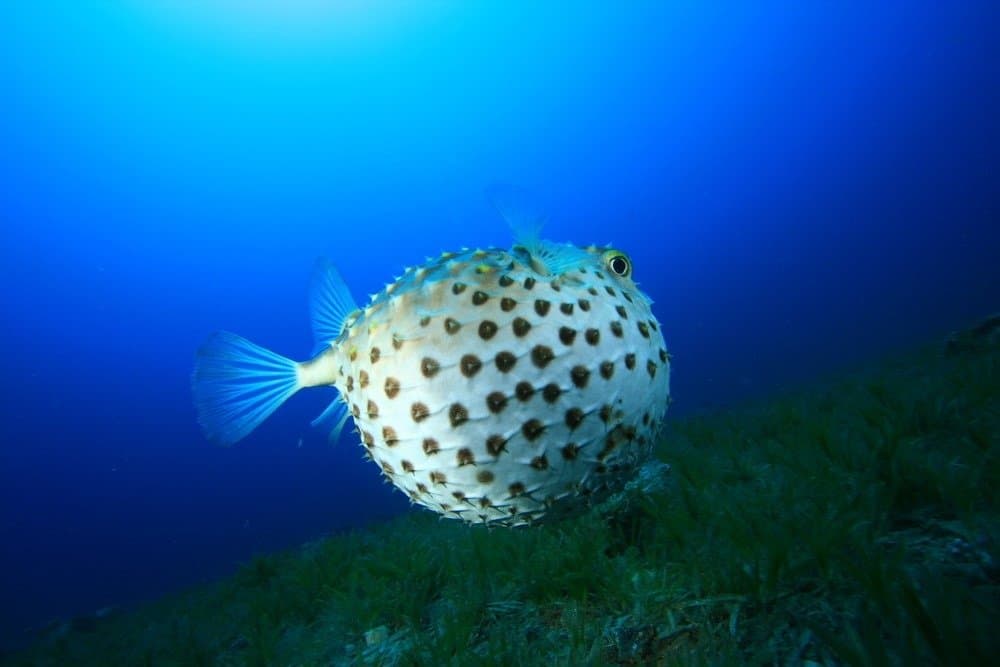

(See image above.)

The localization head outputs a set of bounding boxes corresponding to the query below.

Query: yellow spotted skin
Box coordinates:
[324,244,670,526]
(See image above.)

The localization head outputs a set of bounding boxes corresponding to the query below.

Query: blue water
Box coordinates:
[1,1,997,650]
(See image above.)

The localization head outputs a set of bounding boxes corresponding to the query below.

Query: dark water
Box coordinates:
[1,2,997,650]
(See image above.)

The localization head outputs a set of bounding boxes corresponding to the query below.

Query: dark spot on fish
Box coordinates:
[578,298,591,311]
[560,302,574,315]
[637,321,650,338]
[452,490,466,501]
[349,348,357,361]
[522,419,545,441]
[594,270,605,280]
[449,403,469,427]
[359,370,369,388]
[599,427,629,461]
[495,351,517,373]
[616,305,628,319]
[382,426,398,446]
[647,360,657,379]
[346,375,354,392]
[367,400,379,419]
[385,377,400,398]
[642,412,650,426]
[486,391,507,414]
[648,319,658,331]
[486,434,507,456]
[515,382,534,401]
[457,448,475,466]
[411,402,430,422]
[508,481,526,497]
[478,497,492,509]
[599,404,613,423]
[588,287,599,296]
[531,345,555,368]
[659,348,668,363]
[523,277,536,290]
[380,460,395,475]
[460,354,482,378]
[452,282,467,295]
[610,321,624,338]
[422,438,440,455]
[419,316,431,327]
[542,383,561,403]
[585,328,600,346]
[401,460,414,473]
[512,317,531,337]
[361,431,374,447]
[477,469,495,483]
[416,482,428,494]
[499,275,514,288]
[559,327,576,346]
[570,365,590,388]
[472,290,489,306]
[550,281,562,292]
[370,347,381,364]
[625,353,636,370]
[561,443,579,460]
[623,291,634,303]
[392,334,404,350]
[565,408,584,430]
[430,471,447,485]
[605,286,616,297]
[421,357,440,378]
[352,403,360,418]
[534,299,551,317]
[445,318,462,334]
[530,455,549,470]
[500,297,517,312]
[600,361,614,379]
[479,320,499,340]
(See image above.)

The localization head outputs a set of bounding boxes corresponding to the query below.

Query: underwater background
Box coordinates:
[1,0,997,656]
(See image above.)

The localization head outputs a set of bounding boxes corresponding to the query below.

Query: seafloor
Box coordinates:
[5,325,998,666]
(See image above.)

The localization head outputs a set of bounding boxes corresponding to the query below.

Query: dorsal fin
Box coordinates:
[309,258,359,355]
[487,184,589,276]
[486,183,547,250]
[531,240,592,276]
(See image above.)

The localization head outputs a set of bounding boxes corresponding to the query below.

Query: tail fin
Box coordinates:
[192,331,302,445]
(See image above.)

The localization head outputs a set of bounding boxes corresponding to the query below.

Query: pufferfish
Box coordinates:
[192,205,671,527]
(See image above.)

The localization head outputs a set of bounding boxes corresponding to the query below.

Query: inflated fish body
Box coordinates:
[193,207,670,526]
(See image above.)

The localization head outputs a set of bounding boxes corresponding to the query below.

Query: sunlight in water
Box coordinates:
[132,0,451,50]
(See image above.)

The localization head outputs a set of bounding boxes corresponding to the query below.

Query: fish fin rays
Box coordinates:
[532,241,592,276]
[487,184,590,276]
[191,331,302,445]
[309,258,359,355]
[487,183,547,250]
[311,395,351,446]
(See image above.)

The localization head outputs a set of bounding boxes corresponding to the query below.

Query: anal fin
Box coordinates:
[311,395,351,446]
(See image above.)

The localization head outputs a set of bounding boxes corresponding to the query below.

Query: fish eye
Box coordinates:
[606,252,632,278]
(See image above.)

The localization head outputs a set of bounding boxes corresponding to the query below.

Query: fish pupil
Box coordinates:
[609,256,630,276]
